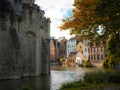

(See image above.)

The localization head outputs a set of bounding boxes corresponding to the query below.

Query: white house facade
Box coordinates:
[66,38,76,57]
[83,40,89,60]
[76,52,83,66]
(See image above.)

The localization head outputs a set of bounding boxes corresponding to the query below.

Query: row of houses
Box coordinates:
[50,36,106,66]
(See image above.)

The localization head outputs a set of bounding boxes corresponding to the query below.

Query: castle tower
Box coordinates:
[0,0,50,80]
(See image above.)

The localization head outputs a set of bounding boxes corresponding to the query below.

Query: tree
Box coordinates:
[59,0,120,68]
[59,0,120,39]
[103,34,120,68]
[59,0,99,39]
[95,0,120,38]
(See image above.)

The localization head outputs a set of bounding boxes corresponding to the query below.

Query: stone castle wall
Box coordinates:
[0,0,50,79]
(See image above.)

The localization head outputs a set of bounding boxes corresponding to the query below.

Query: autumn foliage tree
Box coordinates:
[59,0,120,68]
[59,0,120,39]
[59,0,100,39]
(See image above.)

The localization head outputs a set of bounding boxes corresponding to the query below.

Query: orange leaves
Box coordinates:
[59,0,100,35]
[59,0,120,40]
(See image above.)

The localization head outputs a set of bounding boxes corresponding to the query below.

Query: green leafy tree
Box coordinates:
[103,35,120,68]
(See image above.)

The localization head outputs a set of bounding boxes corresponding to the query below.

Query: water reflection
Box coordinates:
[0,75,51,90]
[35,75,51,90]
[0,66,100,90]
[51,70,80,90]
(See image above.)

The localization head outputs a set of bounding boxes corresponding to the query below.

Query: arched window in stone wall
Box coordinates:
[25,31,36,75]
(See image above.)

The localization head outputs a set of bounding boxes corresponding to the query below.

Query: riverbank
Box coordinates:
[60,82,120,90]
[59,70,120,90]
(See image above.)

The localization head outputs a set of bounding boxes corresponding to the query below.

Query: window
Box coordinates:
[85,48,87,52]
[94,48,95,53]
[97,55,99,60]
[91,55,92,60]
[94,55,95,61]
[101,47,102,52]
[101,55,103,60]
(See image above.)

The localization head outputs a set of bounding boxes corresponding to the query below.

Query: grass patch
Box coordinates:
[59,70,120,90]
[60,83,120,90]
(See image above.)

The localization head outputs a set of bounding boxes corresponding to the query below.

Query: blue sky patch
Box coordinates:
[64,9,73,18]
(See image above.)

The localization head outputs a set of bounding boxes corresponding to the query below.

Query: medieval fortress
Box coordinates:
[0,0,50,79]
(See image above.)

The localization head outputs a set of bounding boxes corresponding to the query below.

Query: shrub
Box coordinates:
[83,70,120,84]
[103,58,109,68]
[60,70,120,90]
[103,55,120,68]
[103,37,120,69]
[83,61,93,67]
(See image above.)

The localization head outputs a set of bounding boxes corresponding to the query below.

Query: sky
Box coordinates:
[35,0,74,39]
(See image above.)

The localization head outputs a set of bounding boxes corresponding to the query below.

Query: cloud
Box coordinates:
[35,0,74,39]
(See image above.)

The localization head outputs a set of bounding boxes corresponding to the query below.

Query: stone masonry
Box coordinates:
[0,0,50,79]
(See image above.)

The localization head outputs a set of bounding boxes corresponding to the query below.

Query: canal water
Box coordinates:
[0,66,100,90]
